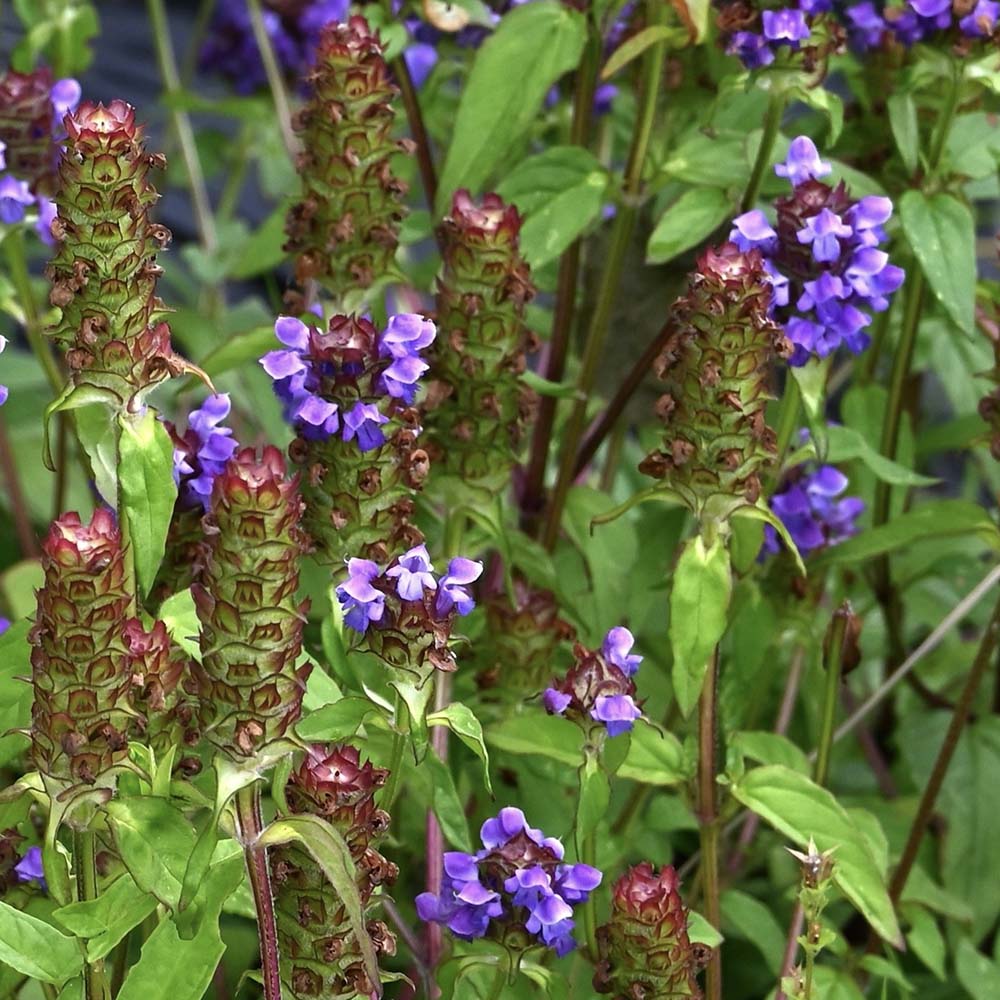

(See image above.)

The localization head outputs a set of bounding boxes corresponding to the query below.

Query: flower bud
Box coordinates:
[639,242,790,523]
[284,15,410,306]
[273,744,398,999]
[594,862,702,998]
[191,447,311,760]
[423,190,536,492]
[46,100,194,405]
[29,509,135,786]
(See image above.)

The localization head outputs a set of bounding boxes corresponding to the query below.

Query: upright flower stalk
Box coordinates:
[284,15,411,308]
[423,190,536,493]
[272,745,398,1000]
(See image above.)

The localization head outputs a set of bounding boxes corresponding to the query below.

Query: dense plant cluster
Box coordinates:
[0,2,999,1000]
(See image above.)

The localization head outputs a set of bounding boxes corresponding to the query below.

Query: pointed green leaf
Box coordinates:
[0,900,83,984]
[423,748,473,853]
[602,25,687,78]
[575,750,610,853]
[647,187,733,265]
[427,702,493,795]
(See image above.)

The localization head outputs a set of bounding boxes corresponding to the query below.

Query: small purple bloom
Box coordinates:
[336,558,386,633]
[260,349,306,380]
[173,394,239,509]
[797,209,853,263]
[727,31,775,68]
[845,2,887,48]
[50,78,82,119]
[0,616,10,633]
[380,313,436,357]
[730,210,777,252]
[386,544,437,601]
[34,197,57,246]
[774,136,832,187]
[435,556,483,616]
[342,401,389,452]
[14,847,46,891]
[602,626,642,675]
[543,688,572,715]
[0,175,34,224]
[908,0,950,14]
[379,352,429,403]
[590,694,642,737]
[960,0,999,34]
[404,42,438,88]
[762,8,810,41]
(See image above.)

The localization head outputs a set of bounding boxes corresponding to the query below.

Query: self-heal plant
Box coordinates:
[730,136,904,366]
[416,806,602,957]
[261,311,434,565]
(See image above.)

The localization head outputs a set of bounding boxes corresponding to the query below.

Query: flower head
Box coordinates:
[775,136,831,187]
[337,558,386,632]
[171,394,239,510]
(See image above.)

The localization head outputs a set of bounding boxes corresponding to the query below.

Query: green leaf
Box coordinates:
[118,409,178,597]
[721,889,785,974]
[496,146,608,268]
[158,588,200,659]
[487,711,583,766]
[731,731,809,774]
[116,917,223,1000]
[647,187,733,265]
[0,900,83,984]
[790,357,830,459]
[901,904,945,980]
[887,93,919,175]
[297,697,382,742]
[53,873,157,962]
[669,535,732,717]
[106,797,198,909]
[197,324,276,379]
[575,751,610,852]
[900,189,976,334]
[956,937,1000,1000]
[788,83,843,143]
[825,424,938,487]
[518,369,579,399]
[257,815,380,989]
[427,702,493,795]
[617,719,686,785]
[661,130,751,188]
[731,764,902,946]
[436,1,586,213]
[814,500,1000,567]
[423,748,473,852]
[601,25,686,78]
[0,619,32,767]
[687,910,724,948]
[389,676,434,763]
[732,502,806,577]
[74,403,118,506]
[229,206,288,280]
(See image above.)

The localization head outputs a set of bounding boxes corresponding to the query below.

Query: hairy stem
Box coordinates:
[741,94,785,212]
[698,649,722,1000]
[236,784,283,1000]
[246,0,298,161]
[540,0,666,549]
[392,54,437,211]
[75,829,111,1000]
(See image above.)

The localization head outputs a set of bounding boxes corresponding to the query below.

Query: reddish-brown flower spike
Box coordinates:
[46,100,194,405]
[423,189,537,492]
[284,15,411,307]
[29,508,136,787]
[0,68,59,194]
[639,242,791,524]
[594,863,703,999]
[273,745,397,1000]
[192,447,311,760]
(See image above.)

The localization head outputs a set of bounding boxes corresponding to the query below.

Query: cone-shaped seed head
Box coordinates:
[639,242,790,523]
[594,862,703,998]
[424,190,537,491]
[192,446,311,759]
[273,744,397,999]
[284,15,410,306]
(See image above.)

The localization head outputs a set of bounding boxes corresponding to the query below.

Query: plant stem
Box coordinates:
[392,54,437,210]
[40,983,58,1000]
[520,28,601,527]
[804,946,815,1000]
[484,958,509,1000]
[235,783,283,1000]
[75,829,111,1000]
[381,694,408,811]
[773,376,801,472]
[146,0,219,258]
[540,0,665,549]
[886,592,1000,905]
[741,93,785,212]
[580,829,599,962]
[814,603,850,787]
[0,414,38,557]
[698,649,722,1000]
[246,0,298,161]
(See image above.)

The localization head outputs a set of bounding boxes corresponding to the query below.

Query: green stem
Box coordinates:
[580,829,599,962]
[814,603,850,788]
[804,947,815,1000]
[40,982,59,1000]
[541,0,666,550]
[741,93,785,212]
[246,0,298,161]
[484,957,510,1000]
[235,784,283,1000]
[698,650,722,1000]
[75,830,111,1000]
[773,376,801,472]
[381,695,408,811]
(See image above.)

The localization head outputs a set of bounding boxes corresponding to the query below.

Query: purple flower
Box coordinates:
[173,394,239,510]
[727,31,775,68]
[0,175,33,224]
[960,0,1000,34]
[908,0,950,15]
[797,209,853,263]
[762,8,810,41]
[386,544,437,601]
[342,401,389,452]
[775,136,831,188]
[543,688,572,715]
[0,616,10,634]
[404,42,438,87]
[336,558,386,633]
[50,78,82,119]
[845,2,888,48]
[418,807,601,954]
[763,463,865,556]
[730,210,778,252]
[14,847,46,891]
[602,626,642,676]
[591,694,642,737]
[34,197,57,245]
[377,313,436,402]
[435,557,483,616]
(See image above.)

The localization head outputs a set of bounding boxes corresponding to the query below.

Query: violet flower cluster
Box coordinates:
[416,806,602,956]
[170,394,239,510]
[260,312,435,451]
[199,0,349,93]
[336,543,483,634]
[0,74,80,242]
[544,627,643,738]
[730,136,904,366]
[762,463,864,557]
